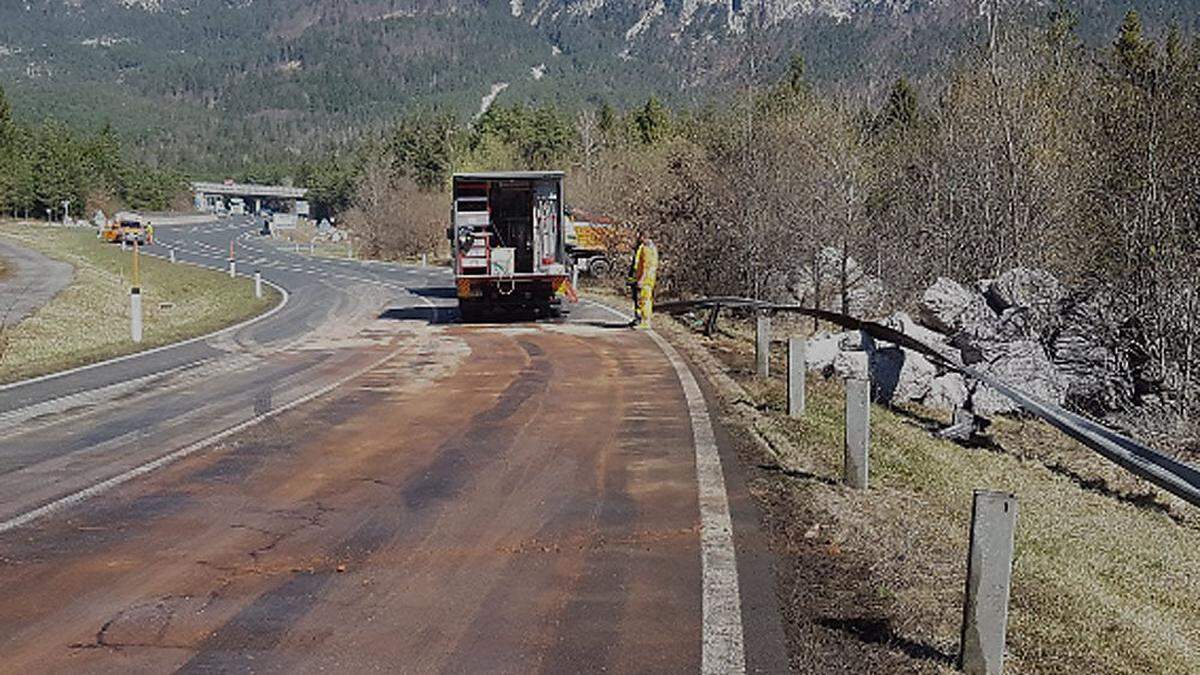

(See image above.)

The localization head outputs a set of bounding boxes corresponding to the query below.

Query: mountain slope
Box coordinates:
[0,0,1196,170]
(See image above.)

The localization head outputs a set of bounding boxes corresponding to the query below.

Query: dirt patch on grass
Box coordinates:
[0,223,281,384]
[655,310,1200,674]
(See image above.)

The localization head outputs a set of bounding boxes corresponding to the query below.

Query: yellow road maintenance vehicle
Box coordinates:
[565,207,632,277]
[449,171,573,321]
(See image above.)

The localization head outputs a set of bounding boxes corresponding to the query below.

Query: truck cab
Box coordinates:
[450,172,571,321]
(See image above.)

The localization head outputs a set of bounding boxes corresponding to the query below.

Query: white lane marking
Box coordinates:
[589,301,747,674]
[0,343,407,535]
[0,261,290,393]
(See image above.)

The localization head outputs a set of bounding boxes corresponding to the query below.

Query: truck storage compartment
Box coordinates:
[451,171,570,321]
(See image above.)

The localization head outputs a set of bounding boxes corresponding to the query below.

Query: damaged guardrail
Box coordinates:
[657,297,1200,509]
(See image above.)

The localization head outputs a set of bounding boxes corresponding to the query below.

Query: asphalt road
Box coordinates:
[0,235,75,328]
[0,218,786,673]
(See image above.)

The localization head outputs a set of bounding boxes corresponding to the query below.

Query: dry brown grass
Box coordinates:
[662,313,1200,674]
[0,223,279,384]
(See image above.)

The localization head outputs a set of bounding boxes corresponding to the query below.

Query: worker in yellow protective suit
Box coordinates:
[630,233,659,329]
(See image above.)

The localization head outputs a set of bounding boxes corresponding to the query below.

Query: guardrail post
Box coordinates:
[788,336,806,417]
[254,271,262,299]
[130,288,143,343]
[959,491,1018,675]
[169,248,176,263]
[756,313,771,378]
[844,377,870,489]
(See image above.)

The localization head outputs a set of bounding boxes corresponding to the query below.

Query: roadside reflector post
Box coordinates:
[844,376,870,489]
[755,312,770,378]
[169,248,176,263]
[254,270,262,299]
[229,258,236,278]
[295,242,300,254]
[421,253,428,267]
[130,241,143,343]
[130,288,143,343]
[347,239,352,259]
[788,336,806,418]
[959,491,1018,675]
[310,241,315,254]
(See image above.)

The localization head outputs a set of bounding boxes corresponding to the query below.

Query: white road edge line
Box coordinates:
[0,250,290,392]
[0,343,405,535]
[0,240,443,534]
[587,300,747,674]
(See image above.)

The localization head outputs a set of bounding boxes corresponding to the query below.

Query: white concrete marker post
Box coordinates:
[130,289,143,343]
[844,377,870,489]
[959,491,1018,675]
[130,241,143,343]
[788,336,806,418]
[254,271,262,299]
[755,313,770,378]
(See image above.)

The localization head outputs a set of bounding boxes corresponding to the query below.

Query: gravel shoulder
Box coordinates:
[0,222,280,385]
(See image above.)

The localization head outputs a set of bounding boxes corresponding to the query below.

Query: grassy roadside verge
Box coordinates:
[642,305,1200,674]
[0,222,280,384]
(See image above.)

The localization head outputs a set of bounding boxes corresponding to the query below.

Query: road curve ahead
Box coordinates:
[0,218,786,673]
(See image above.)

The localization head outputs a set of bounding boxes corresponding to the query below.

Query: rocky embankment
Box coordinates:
[807,266,1146,427]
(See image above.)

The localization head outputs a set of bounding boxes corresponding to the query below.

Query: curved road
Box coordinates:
[0,218,786,673]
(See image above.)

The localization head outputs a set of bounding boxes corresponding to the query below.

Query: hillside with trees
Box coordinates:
[0,85,184,219]
[320,9,1198,454]
[1,1,1198,174]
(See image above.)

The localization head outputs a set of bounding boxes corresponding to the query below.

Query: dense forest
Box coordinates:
[1,1,1197,174]
[0,85,184,218]
[323,9,1198,443]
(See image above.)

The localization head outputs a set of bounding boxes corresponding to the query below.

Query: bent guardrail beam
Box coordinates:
[657,297,1200,509]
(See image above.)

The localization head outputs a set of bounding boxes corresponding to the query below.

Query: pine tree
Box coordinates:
[633,96,669,146]
[1114,10,1156,87]
[875,77,918,134]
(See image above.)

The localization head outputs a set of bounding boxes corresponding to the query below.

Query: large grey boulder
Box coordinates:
[792,247,885,318]
[867,345,937,405]
[925,373,969,411]
[1048,295,1133,414]
[969,339,1069,415]
[917,277,996,335]
[806,331,856,372]
[986,267,1064,332]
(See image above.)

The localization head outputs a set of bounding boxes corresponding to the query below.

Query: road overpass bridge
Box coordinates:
[192,181,309,216]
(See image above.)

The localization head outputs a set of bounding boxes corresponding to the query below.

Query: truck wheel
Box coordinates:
[589,257,612,277]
